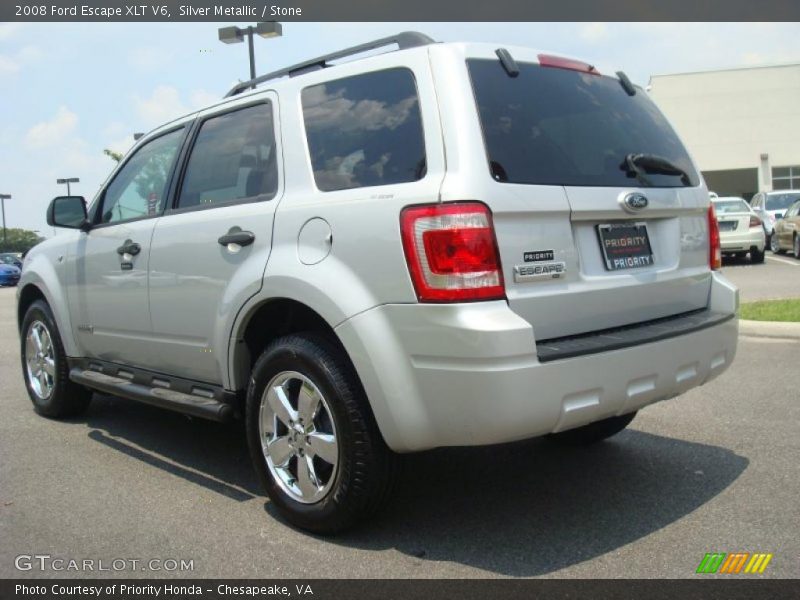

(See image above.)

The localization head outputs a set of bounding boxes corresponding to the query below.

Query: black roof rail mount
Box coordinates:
[225,31,436,98]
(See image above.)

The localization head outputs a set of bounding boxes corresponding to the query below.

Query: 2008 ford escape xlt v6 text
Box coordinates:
[17,33,738,533]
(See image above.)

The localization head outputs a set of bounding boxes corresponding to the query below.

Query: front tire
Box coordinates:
[20,300,92,418]
[548,412,637,446]
[246,333,397,534]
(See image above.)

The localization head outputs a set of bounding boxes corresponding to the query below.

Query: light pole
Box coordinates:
[57,177,80,196]
[218,22,282,88]
[0,194,10,248]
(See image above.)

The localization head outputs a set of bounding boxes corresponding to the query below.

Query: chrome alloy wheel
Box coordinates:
[259,371,339,504]
[770,234,780,253]
[25,320,56,400]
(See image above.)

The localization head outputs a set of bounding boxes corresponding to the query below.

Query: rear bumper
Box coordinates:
[720,228,765,252]
[336,272,738,453]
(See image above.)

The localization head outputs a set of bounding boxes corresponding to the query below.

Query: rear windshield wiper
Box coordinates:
[622,153,691,186]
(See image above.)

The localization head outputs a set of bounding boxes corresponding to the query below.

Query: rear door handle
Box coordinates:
[218,228,255,247]
[116,240,141,256]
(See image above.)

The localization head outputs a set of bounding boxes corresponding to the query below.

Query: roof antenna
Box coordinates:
[495,48,519,77]
[616,71,637,96]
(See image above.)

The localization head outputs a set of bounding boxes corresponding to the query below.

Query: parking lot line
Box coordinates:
[766,255,799,267]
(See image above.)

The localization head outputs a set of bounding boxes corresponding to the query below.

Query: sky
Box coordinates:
[2,21,800,235]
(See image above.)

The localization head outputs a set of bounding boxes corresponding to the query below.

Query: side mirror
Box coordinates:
[46,196,90,230]
[775,213,785,220]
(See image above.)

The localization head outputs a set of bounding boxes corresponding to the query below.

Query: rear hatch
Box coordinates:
[465,53,711,341]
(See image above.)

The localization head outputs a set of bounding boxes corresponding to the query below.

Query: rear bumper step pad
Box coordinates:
[536,309,735,362]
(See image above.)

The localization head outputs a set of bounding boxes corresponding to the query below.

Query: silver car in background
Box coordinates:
[711,196,766,263]
[750,190,800,246]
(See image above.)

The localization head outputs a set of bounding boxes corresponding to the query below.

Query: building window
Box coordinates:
[772,166,800,191]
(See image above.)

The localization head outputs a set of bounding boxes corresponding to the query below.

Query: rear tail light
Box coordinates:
[749,215,762,228]
[538,54,600,75]
[400,202,505,302]
[708,205,722,271]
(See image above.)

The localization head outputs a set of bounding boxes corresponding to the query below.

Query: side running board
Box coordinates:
[69,367,235,422]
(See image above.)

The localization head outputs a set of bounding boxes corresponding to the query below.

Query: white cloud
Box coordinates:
[0,55,19,74]
[0,23,23,41]
[128,47,166,71]
[134,85,216,127]
[135,85,188,125]
[0,44,43,77]
[24,107,78,149]
[580,23,609,43]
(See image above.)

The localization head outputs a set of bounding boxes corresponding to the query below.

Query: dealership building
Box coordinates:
[648,63,800,200]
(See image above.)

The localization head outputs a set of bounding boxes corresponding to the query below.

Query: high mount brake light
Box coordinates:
[708,205,722,271]
[400,202,505,302]
[538,54,600,75]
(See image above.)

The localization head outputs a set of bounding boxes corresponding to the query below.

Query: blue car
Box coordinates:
[0,263,21,286]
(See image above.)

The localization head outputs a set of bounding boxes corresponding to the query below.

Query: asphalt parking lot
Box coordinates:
[0,259,798,579]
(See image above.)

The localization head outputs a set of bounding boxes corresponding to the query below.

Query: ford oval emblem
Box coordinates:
[623,193,648,211]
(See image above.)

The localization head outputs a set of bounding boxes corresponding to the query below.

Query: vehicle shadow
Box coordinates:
[326,429,748,577]
[81,394,747,577]
[83,393,260,502]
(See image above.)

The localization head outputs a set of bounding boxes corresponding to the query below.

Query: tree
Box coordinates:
[104,148,124,163]
[1,228,44,254]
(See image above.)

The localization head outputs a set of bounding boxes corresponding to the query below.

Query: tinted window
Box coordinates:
[765,193,800,211]
[301,68,426,191]
[467,59,699,188]
[178,103,278,209]
[101,129,184,224]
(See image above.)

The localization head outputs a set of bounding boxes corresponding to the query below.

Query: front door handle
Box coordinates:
[218,228,255,247]
[116,240,141,256]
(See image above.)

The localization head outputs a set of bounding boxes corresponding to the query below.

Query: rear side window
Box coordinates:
[301,68,426,192]
[177,103,278,209]
[467,59,699,188]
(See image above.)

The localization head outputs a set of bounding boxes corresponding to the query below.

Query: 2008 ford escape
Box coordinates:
[17,33,738,533]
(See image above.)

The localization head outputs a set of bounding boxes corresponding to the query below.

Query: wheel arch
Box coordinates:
[229,296,349,393]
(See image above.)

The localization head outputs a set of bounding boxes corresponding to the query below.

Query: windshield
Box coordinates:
[766,193,800,211]
[713,199,750,214]
[467,59,699,188]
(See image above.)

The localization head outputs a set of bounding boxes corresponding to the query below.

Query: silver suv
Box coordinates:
[17,33,738,533]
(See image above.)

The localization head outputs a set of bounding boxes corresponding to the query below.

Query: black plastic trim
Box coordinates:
[536,309,735,363]
[68,358,239,422]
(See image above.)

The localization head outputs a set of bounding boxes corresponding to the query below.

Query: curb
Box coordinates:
[739,319,800,340]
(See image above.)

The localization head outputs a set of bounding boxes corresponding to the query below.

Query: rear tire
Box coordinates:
[750,248,765,264]
[794,235,800,258]
[246,333,397,534]
[548,412,637,446]
[20,300,92,418]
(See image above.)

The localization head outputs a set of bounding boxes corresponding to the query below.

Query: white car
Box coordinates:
[711,197,766,263]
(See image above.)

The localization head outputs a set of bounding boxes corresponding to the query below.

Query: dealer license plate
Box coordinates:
[597,223,654,271]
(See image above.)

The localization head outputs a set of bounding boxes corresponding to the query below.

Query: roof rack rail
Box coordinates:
[224,31,436,97]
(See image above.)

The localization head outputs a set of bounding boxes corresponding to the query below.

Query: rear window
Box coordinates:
[713,199,749,214]
[766,193,800,211]
[301,68,426,192]
[467,59,699,188]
